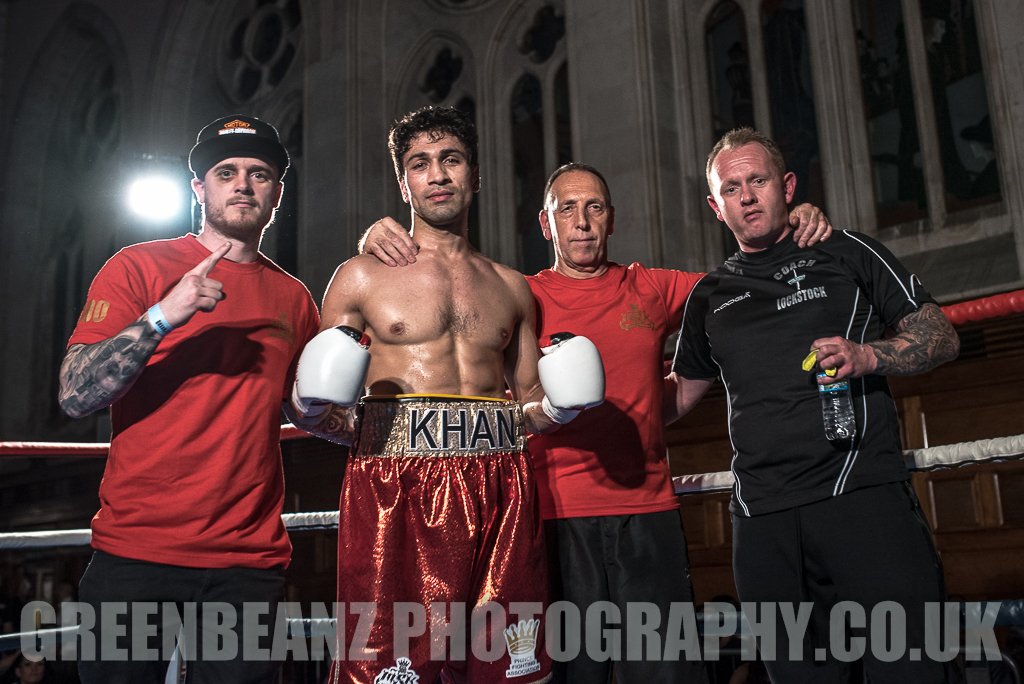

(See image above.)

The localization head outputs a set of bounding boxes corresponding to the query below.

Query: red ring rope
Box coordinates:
[941,288,1024,325]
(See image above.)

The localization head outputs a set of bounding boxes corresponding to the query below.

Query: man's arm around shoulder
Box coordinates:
[358,217,418,267]
[664,373,716,425]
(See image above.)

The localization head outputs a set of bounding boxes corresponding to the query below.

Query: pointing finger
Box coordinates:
[189,242,232,277]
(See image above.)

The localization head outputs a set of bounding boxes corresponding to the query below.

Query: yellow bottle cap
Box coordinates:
[802,349,836,376]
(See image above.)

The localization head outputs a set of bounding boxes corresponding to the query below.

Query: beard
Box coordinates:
[204,203,275,243]
[410,188,472,227]
[415,203,463,226]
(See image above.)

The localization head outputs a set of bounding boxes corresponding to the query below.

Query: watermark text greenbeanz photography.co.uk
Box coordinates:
[19,600,1001,663]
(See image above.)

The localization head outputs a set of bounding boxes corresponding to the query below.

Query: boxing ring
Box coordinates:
[1,289,1023,658]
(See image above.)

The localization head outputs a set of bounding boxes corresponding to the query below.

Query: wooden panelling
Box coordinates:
[678,500,707,548]
[1000,473,1024,524]
[930,477,980,530]
[668,440,733,477]
[940,547,1024,598]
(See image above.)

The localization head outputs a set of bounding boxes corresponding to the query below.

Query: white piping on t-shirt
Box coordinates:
[834,304,873,496]
[843,231,919,310]
[717,360,751,517]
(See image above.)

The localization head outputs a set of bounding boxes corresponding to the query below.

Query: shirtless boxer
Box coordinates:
[293,107,598,684]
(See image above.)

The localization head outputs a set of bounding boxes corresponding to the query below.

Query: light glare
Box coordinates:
[128,176,183,221]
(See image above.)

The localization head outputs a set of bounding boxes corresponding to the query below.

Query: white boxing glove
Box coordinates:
[538,332,605,424]
[292,326,371,415]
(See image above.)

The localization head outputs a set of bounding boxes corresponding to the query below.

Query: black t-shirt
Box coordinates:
[673,231,936,517]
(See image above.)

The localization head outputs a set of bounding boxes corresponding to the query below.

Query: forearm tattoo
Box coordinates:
[869,304,960,376]
[58,314,162,418]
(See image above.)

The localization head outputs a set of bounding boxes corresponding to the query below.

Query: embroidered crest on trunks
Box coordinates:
[504,619,542,678]
[373,657,420,684]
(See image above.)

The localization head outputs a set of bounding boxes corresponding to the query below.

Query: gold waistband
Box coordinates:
[352,396,526,458]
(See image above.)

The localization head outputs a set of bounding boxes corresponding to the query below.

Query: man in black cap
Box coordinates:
[59,115,320,683]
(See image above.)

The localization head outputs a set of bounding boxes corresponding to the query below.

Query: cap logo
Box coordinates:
[218,120,257,136]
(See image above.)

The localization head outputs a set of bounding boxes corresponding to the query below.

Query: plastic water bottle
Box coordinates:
[818,374,855,441]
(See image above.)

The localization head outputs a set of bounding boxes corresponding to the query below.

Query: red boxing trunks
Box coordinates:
[331,396,552,684]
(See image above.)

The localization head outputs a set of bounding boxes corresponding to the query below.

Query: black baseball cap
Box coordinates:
[188,115,290,180]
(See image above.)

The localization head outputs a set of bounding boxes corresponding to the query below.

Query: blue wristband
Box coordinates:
[147,303,174,335]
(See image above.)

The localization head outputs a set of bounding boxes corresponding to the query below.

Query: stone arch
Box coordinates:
[0,2,133,439]
[146,0,307,163]
[144,0,307,273]
[481,0,568,269]
[388,31,479,241]
[394,30,477,118]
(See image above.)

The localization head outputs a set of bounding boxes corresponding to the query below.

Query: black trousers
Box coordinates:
[545,509,709,684]
[733,482,958,684]
[78,549,284,684]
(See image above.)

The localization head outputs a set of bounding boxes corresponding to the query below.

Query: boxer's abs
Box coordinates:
[361,274,522,398]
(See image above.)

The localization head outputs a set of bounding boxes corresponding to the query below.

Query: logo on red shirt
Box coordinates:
[620,304,654,331]
[79,300,110,323]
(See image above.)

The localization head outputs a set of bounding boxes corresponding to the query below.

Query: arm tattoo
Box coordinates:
[302,404,356,445]
[58,314,163,418]
[868,303,960,376]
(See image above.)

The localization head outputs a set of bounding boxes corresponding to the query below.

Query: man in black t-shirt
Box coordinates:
[669,128,961,683]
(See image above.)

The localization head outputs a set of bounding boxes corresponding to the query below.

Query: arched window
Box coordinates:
[48,55,126,431]
[217,0,302,105]
[851,0,1001,229]
[512,73,548,276]
[398,39,479,247]
[509,3,571,275]
[851,0,929,227]
[706,1,755,141]
[920,0,1001,214]
[761,0,825,209]
[213,0,304,273]
[705,1,754,256]
[0,6,131,438]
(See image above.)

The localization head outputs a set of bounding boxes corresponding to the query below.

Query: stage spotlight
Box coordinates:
[127,176,184,221]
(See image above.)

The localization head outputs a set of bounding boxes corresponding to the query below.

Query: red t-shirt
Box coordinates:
[68,235,320,569]
[527,262,703,519]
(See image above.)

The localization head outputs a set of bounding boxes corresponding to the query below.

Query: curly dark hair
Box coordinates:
[388,106,478,180]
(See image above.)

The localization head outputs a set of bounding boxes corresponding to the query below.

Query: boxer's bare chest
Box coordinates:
[363,256,517,352]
